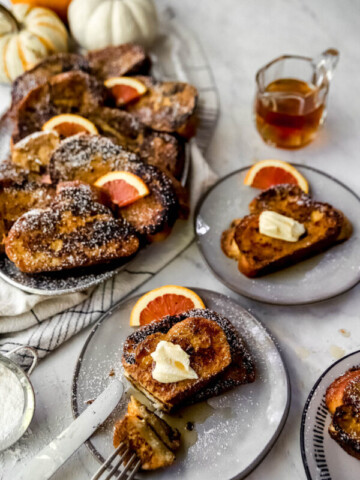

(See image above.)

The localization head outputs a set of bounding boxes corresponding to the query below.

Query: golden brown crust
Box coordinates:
[87,44,151,81]
[5,181,139,273]
[126,76,198,136]
[123,308,255,412]
[231,184,352,277]
[220,219,242,260]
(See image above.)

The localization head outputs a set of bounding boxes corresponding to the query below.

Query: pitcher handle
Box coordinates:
[5,346,38,376]
[312,48,340,83]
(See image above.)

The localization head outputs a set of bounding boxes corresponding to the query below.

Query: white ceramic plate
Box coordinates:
[195,165,360,305]
[72,288,290,480]
[301,350,360,480]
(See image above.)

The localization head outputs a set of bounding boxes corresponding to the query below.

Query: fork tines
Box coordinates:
[91,442,141,480]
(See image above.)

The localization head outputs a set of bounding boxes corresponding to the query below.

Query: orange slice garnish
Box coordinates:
[94,171,150,208]
[244,159,309,193]
[130,286,205,327]
[42,114,98,137]
[104,77,147,106]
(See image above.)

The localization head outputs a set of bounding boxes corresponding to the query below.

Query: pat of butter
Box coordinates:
[151,341,198,383]
[259,211,305,242]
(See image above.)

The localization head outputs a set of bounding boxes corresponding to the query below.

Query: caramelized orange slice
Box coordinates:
[94,171,149,208]
[42,114,98,137]
[130,286,205,327]
[104,77,147,106]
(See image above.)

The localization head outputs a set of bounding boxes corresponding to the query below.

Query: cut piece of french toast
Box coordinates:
[11,71,105,144]
[113,396,180,470]
[49,135,179,237]
[5,181,139,273]
[125,76,198,137]
[87,44,151,81]
[229,184,352,277]
[10,53,91,108]
[122,309,255,412]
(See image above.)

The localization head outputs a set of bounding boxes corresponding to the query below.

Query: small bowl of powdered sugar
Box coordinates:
[0,346,38,452]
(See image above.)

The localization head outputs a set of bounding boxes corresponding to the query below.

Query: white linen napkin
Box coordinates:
[0,11,219,368]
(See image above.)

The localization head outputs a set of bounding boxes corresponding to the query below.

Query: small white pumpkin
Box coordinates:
[69,0,158,51]
[0,3,68,83]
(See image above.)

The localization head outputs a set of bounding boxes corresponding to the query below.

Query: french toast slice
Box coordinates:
[11,131,60,174]
[87,44,150,81]
[232,184,352,277]
[113,396,180,470]
[86,107,185,179]
[123,309,255,412]
[125,76,198,137]
[11,53,91,108]
[0,162,55,252]
[49,135,179,237]
[5,181,139,273]
[11,71,105,144]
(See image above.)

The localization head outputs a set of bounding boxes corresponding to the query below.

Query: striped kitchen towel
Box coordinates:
[0,11,219,368]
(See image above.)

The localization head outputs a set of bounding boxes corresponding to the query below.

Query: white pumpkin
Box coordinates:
[0,4,68,83]
[68,0,158,51]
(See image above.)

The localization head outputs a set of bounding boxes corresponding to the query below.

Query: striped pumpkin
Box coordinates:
[0,3,68,83]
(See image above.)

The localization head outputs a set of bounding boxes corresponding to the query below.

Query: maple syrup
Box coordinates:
[255,78,325,149]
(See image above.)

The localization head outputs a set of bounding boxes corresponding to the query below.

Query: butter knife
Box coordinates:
[16,379,124,480]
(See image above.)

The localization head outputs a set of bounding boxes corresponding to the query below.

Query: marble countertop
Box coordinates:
[2,0,360,479]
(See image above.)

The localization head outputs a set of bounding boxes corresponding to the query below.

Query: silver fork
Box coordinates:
[91,442,142,480]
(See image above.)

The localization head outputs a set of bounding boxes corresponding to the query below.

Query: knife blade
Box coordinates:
[16,379,124,480]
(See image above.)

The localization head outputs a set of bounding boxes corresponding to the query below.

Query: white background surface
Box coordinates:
[2,0,360,479]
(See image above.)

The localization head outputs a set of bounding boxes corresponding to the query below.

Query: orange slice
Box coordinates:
[42,114,98,137]
[104,77,147,106]
[94,171,149,208]
[244,159,309,193]
[130,286,205,327]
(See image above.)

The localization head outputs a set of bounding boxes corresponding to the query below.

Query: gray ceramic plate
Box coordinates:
[195,165,360,305]
[301,350,360,480]
[72,288,290,480]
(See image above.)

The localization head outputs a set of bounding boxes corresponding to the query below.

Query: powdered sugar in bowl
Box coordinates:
[0,346,37,452]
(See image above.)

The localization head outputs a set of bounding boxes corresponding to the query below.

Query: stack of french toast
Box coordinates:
[0,44,198,274]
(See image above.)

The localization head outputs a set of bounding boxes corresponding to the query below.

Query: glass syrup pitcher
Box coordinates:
[254,49,339,149]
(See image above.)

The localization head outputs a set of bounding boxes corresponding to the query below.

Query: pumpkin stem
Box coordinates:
[0,4,22,33]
